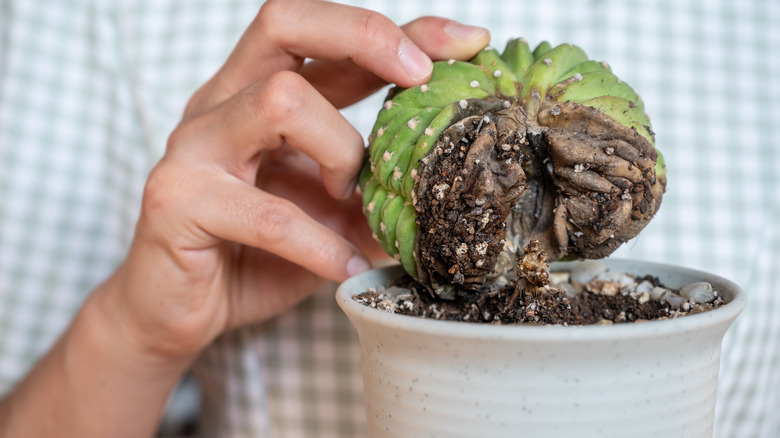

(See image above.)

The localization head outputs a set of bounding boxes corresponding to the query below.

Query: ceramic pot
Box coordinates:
[336,259,746,438]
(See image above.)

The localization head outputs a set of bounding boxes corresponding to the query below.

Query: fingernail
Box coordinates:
[342,178,358,199]
[398,38,433,81]
[444,21,489,41]
[346,255,372,277]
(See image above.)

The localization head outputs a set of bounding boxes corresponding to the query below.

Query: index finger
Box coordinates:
[299,16,491,108]
[190,0,434,116]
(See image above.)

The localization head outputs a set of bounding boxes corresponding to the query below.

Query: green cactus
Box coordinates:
[361,39,666,296]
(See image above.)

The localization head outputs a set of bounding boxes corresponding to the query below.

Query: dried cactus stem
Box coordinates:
[414,99,664,296]
[415,99,527,293]
[507,239,572,323]
[534,101,665,259]
[506,239,550,308]
[501,123,562,267]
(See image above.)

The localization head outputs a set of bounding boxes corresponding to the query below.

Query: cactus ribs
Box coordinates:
[360,39,666,299]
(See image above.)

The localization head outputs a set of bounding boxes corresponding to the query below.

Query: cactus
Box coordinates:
[360,39,666,297]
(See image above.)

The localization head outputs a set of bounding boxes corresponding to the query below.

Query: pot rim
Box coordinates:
[336,258,747,342]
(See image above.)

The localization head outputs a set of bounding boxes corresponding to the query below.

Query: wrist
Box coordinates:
[0,272,194,438]
[82,269,197,377]
[96,238,228,362]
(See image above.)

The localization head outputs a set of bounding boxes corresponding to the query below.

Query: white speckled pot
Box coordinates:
[336,259,746,438]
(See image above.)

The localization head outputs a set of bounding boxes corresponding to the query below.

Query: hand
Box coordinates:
[0,3,490,436]
[101,0,491,362]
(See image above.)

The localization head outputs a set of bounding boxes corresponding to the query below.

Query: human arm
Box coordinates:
[0,0,489,436]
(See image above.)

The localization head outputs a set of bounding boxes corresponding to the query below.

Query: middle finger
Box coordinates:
[176,70,364,200]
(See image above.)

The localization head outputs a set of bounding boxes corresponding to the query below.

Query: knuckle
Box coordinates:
[141,161,179,220]
[255,0,289,41]
[165,120,207,155]
[254,71,308,124]
[141,159,199,224]
[356,10,395,47]
[250,196,296,245]
[182,86,210,120]
[314,236,342,263]
[165,124,190,154]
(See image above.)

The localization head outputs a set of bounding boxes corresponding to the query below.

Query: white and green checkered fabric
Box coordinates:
[1,0,778,437]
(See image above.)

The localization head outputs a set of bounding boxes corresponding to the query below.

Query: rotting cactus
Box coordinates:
[359,39,666,297]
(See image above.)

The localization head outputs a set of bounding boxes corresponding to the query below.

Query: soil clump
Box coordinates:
[353,241,724,326]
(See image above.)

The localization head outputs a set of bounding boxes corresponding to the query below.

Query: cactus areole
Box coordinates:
[359,40,666,297]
